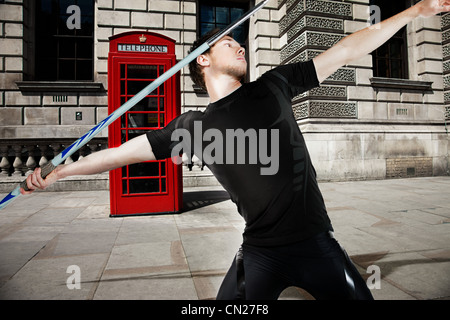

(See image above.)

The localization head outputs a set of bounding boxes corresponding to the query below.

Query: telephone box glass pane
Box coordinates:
[161,162,166,176]
[128,162,160,177]
[134,97,158,111]
[127,81,151,95]
[127,65,158,79]
[129,179,159,194]
[122,180,128,194]
[126,113,158,128]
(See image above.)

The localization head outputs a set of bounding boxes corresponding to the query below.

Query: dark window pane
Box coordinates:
[36,58,57,80]
[389,40,402,59]
[77,60,93,80]
[127,65,158,79]
[77,0,94,13]
[59,59,75,80]
[59,39,76,58]
[134,97,159,112]
[129,179,160,194]
[376,59,388,78]
[391,60,402,78]
[127,113,159,128]
[121,114,127,128]
[127,80,152,95]
[161,162,166,176]
[216,7,229,24]
[40,0,53,14]
[128,162,160,177]
[132,97,158,111]
[59,0,74,14]
[122,180,128,195]
[77,39,93,58]
[201,23,216,35]
[231,8,244,21]
[200,5,214,22]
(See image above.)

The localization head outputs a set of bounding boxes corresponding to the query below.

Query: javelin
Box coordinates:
[0,0,269,210]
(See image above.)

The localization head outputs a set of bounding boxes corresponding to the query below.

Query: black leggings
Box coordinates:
[216,232,374,300]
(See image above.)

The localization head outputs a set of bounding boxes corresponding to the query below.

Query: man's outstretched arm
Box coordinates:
[20,134,156,194]
[313,0,450,83]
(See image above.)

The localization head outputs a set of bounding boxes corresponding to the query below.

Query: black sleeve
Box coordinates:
[146,111,199,160]
[265,60,320,99]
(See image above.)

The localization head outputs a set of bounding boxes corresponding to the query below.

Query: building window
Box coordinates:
[198,0,249,45]
[370,0,409,79]
[35,0,94,81]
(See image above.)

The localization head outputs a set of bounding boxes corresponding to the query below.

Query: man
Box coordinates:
[22,0,449,299]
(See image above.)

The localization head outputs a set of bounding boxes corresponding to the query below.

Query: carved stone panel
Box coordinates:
[292,101,357,120]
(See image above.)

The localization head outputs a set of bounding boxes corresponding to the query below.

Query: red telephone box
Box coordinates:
[108,32,182,216]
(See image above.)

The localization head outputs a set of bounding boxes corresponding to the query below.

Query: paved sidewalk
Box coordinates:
[0,177,449,300]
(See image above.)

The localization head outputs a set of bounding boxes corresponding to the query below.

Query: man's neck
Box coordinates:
[205,75,242,103]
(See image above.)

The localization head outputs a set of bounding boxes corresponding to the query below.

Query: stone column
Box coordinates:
[279,0,357,120]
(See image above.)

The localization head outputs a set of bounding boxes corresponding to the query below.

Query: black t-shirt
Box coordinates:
[147,60,333,246]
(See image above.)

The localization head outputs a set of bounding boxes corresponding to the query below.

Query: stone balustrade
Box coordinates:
[0,138,108,177]
[0,138,218,193]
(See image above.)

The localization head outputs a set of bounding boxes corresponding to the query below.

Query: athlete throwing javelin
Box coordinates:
[21,0,450,299]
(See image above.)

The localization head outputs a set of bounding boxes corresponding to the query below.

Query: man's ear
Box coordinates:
[197,54,210,67]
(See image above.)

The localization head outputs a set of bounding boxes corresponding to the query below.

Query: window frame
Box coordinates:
[197,0,250,46]
[370,0,410,79]
[34,0,95,82]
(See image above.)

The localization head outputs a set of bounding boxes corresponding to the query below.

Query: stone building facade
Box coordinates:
[0,0,449,192]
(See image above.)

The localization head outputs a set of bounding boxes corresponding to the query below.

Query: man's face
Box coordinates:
[207,36,247,81]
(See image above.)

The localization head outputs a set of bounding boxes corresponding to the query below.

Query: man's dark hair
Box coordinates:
[188,28,229,91]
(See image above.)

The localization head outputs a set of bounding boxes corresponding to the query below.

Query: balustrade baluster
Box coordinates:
[0,145,10,176]
[38,145,48,167]
[12,145,24,176]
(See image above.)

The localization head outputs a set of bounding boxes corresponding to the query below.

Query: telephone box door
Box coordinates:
[108,32,182,216]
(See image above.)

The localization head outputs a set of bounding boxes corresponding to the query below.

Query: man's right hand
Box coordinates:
[20,166,60,195]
